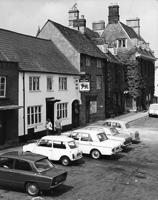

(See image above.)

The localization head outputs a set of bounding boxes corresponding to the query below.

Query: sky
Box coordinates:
[0,0,158,64]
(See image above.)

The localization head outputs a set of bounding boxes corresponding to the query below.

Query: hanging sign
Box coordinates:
[79,79,90,92]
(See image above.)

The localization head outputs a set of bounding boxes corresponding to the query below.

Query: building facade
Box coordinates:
[38,7,107,125]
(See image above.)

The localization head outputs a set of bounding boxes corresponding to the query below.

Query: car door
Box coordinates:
[52,141,67,161]
[79,133,93,154]
[12,159,35,188]
[0,157,14,186]
[33,139,53,160]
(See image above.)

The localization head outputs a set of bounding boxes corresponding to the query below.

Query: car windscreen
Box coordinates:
[35,158,54,172]
[68,141,77,149]
[125,122,130,129]
[97,132,108,142]
[110,127,119,135]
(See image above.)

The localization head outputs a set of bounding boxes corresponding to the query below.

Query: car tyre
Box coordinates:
[26,182,40,196]
[91,149,101,159]
[60,156,70,166]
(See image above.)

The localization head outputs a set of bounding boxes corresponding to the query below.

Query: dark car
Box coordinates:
[0,151,67,196]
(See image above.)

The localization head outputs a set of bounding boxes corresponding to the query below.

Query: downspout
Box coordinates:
[23,72,26,136]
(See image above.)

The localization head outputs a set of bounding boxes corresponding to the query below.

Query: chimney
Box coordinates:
[68,3,79,28]
[92,20,105,36]
[73,15,86,34]
[108,4,119,24]
[126,18,140,36]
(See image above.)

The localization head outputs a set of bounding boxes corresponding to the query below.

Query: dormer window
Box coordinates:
[117,39,127,48]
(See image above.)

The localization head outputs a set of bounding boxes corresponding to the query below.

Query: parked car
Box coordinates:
[0,151,67,196]
[83,125,132,147]
[23,135,82,166]
[62,129,122,159]
[102,119,140,142]
[148,103,158,117]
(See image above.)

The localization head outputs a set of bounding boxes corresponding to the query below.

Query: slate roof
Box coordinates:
[49,20,106,59]
[0,28,79,75]
[120,22,139,39]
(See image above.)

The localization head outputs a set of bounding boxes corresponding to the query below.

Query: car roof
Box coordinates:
[0,151,47,162]
[72,128,104,134]
[42,135,74,142]
[104,119,126,124]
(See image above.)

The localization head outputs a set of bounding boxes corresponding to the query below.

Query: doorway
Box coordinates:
[0,111,5,145]
[46,100,55,130]
[72,100,80,128]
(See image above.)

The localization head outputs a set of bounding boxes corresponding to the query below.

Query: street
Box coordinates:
[1,115,158,200]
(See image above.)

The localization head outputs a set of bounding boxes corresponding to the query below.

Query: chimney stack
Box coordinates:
[92,20,105,36]
[108,4,119,24]
[126,18,140,36]
[68,3,79,27]
[73,15,86,34]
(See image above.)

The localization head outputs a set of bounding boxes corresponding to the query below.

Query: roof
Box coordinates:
[120,22,139,39]
[42,135,74,142]
[49,20,106,59]
[0,29,79,75]
[72,128,104,134]
[1,151,46,162]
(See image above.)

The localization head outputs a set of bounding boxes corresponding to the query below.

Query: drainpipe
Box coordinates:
[23,72,26,136]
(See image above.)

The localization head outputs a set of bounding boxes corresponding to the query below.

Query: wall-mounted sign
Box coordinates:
[79,79,90,92]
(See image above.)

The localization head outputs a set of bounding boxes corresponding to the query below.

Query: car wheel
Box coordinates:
[25,182,40,196]
[61,156,70,166]
[91,149,101,159]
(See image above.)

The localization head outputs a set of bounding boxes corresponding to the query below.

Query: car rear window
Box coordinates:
[35,158,54,172]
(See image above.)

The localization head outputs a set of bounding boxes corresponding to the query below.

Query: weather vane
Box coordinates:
[71,2,78,10]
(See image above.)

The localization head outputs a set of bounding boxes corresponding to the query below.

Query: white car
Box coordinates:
[148,103,158,117]
[102,119,140,142]
[83,125,132,147]
[23,135,82,166]
[62,129,122,159]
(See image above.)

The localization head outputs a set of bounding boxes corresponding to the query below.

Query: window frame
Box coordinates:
[27,105,42,126]
[29,76,40,92]
[57,102,68,119]
[59,77,67,91]
[96,75,102,90]
[47,76,54,91]
[0,76,6,98]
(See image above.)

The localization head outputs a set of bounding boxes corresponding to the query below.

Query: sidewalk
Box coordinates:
[114,111,148,122]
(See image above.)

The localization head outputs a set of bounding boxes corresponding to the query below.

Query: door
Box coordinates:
[46,101,54,130]
[86,101,90,123]
[79,133,93,154]
[34,139,53,160]
[0,111,5,145]
[72,100,80,128]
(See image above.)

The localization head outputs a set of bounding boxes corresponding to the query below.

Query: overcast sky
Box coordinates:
[0,0,158,64]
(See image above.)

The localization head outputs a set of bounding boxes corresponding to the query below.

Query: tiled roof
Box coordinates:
[49,20,106,59]
[120,22,139,39]
[0,29,79,75]
[136,47,156,61]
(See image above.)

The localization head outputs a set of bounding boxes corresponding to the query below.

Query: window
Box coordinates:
[57,103,68,119]
[27,105,41,125]
[0,76,6,97]
[117,39,127,48]
[96,76,102,90]
[86,57,91,66]
[90,101,97,114]
[47,76,53,91]
[97,132,108,142]
[38,139,52,147]
[53,141,66,149]
[81,133,92,142]
[15,160,32,171]
[59,77,67,90]
[97,59,102,68]
[0,157,14,169]
[29,76,40,91]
